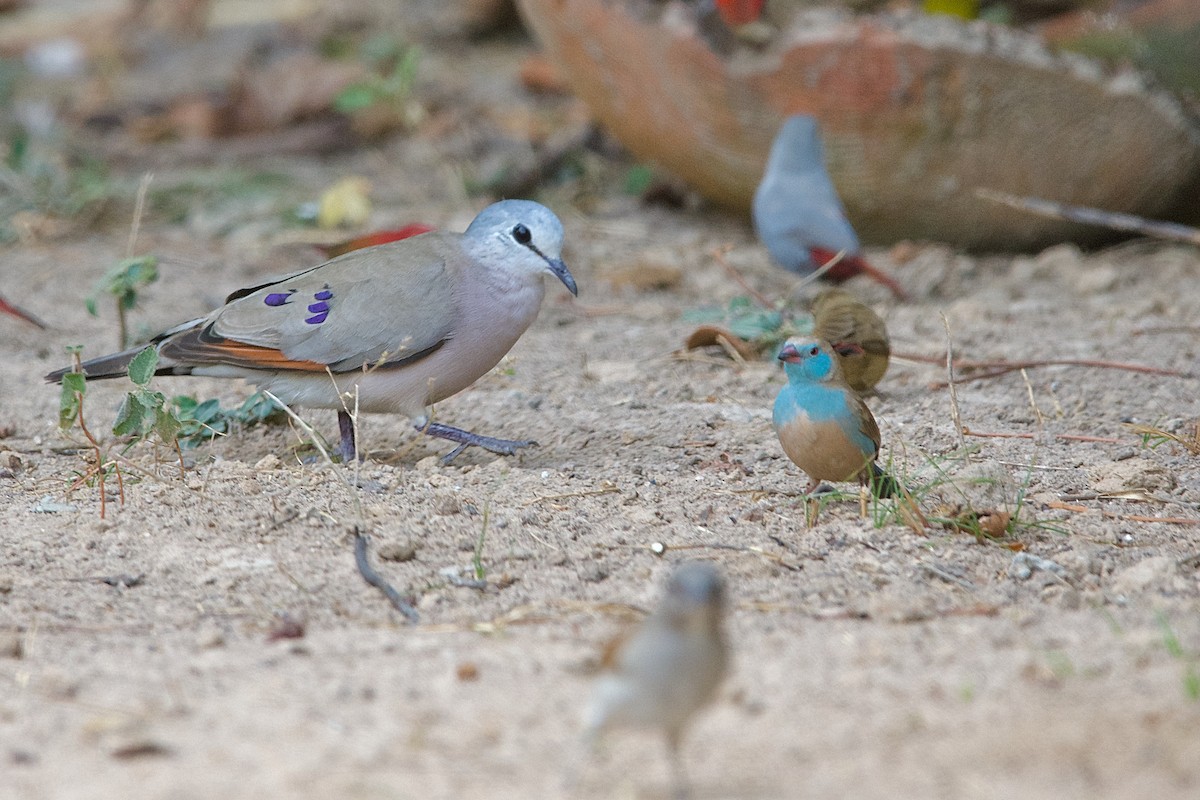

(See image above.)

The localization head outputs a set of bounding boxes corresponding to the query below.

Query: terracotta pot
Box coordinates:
[516,1,1200,249]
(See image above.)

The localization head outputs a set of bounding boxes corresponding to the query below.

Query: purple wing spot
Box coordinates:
[305,312,329,325]
[313,287,333,301]
[307,301,330,314]
[264,291,295,307]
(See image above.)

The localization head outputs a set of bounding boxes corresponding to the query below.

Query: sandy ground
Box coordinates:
[3,31,1200,800]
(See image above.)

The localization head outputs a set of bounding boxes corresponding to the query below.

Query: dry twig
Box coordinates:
[976,188,1200,246]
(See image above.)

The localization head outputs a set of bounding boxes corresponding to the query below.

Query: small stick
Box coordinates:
[920,562,976,591]
[962,427,1123,444]
[975,188,1200,246]
[264,390,420,623]
[710,245,778,310]
[896,351,1187,377]
[898,352,1191,387]
[126,172,153,258]
[940,314,965,449]
[1045,501,1200,526]
[639,541,802,572]
[65,573,145,587]
[1020,368,1045,426]
[1132,325,1200,336]
[67,350,124,518]
[524,484,620,507]
[792,249,846,294]
[353,530,420,622]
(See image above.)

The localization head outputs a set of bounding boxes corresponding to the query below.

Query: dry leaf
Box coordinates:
[519,54,569,94]
[228,52,364,134]
[977,511,1012,538]
[317,177,372,229]
[684,325,760,361]
[603,259,683,292]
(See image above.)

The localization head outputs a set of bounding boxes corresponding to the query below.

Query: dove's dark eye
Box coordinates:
[809,346,819,356]
[511,224,532,245]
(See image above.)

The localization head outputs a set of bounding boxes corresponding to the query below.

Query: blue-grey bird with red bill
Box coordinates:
[754,114,906,299]
[45,200,577,462]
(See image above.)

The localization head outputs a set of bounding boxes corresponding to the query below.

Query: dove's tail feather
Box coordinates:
[869,462,901,499]
[44,318,209,384]
[43,344,197,384]
[868,462,930,531]
[46,346,146,383]
[810,248,908,301]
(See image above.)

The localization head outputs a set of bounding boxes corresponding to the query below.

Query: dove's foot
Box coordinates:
[417,421,536,463]
[332,410,362,462]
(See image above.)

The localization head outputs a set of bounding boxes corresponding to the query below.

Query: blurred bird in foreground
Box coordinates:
[773,338,899,523]
[811,288,890,394]
[0,295,46,329]
[583,561,729,799]
[754,114,906,299]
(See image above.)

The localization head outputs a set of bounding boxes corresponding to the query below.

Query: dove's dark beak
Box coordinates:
[546,258,578,297]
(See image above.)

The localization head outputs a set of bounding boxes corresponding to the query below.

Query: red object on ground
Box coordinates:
[714,0,764,26]
[317,223,435,258]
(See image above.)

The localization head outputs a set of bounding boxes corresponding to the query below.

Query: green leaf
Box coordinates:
[624,165,654,196]
[728,310,783,341]
[172,395,198,414]
[112,393,152,437]
[62,372,86,395]
[58,373,86,430]
[190,398,222,424]
[154,407,182,443]
[334,85,378,113]
[126,347,159,386]
[89,256,159,317]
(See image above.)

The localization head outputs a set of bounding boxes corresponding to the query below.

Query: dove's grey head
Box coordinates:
[465,200,577,296]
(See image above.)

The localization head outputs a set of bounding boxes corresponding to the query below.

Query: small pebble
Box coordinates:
[433,495,461,516]
[378,541,418,562]
[0,633,23,659]
[253,454,281,470]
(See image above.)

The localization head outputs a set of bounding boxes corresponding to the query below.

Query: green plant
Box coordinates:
[473,502,491,582]
[1157,613,1200,701]
[867,444,1068,540]
[148,169,294,226]
[0,133,115,241]
[1128,420,1200,457]
[172,391,286,449]
[56,345,124,518]
[334,37,422,131]
[87,255,158,349]
[623,164,655,195]
[111,347,184,474]
[684,296,812,355]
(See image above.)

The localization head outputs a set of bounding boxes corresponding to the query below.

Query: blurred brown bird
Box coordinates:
[811,288,890,394]
[583,561,729,799]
